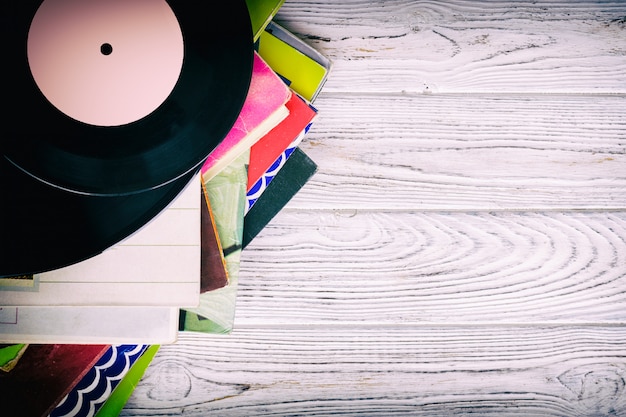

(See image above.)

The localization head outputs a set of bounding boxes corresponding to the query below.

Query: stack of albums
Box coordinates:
[0,0,331,416]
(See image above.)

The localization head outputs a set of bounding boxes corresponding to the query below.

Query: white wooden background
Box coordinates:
[122,1,626,415]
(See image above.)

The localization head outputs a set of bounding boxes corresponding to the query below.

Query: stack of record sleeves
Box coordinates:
[0,0,331,415]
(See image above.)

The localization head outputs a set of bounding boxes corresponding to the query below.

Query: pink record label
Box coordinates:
[27,0,184,127]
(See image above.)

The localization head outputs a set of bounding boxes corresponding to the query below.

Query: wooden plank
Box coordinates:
[275,0,626,94]
[237,210,626,325]
[291,94,626,210]
[121,1,626,415]
[121,327,626,416]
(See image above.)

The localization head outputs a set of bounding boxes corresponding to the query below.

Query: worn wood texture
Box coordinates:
[294,95,626,210]
[122,0,626,415]
[236,211,626,325]
[123,328,626,417]
[277,0,626,94]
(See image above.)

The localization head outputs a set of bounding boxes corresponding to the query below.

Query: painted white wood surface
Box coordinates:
[122,1,626,415]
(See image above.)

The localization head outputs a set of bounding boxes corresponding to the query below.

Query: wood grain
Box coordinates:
[122,1,626,415]
[122,328,626,416]
[293,94,626,210]
[237,210,626,325]
[275,0,626,94]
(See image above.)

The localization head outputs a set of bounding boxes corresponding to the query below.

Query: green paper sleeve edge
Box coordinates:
[94,345,161,417]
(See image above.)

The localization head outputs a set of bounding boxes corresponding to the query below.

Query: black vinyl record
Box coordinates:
[2,0,254,196]
[0,157,196,277]
[0,0,254,276]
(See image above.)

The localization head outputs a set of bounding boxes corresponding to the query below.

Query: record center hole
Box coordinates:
[100,43,113,56]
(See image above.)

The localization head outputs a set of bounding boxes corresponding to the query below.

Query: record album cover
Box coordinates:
[50,345,150,417]
[200,182,229,293]
[94,345,160,417]
[0,343,28,372]
[201,52,291,182]
[243,147,318,248]
[258,21,332,102]
[0,344,110,417]
[181,150,249,334]
[0,306,178,345]
[247,92,317,192]
[246,127,309,213]
[246,0,286,42]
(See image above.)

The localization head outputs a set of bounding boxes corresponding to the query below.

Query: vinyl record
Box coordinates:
[2,0,254,195]
[0,0,253,276]
[0,155,196,277]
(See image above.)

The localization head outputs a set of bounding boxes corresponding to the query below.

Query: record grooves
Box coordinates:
[0,156,195,277]
[3,0,254,196]
[0,0,254,276]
